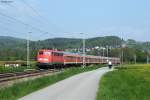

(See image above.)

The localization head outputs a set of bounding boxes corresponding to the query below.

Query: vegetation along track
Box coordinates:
[0,69,60,83]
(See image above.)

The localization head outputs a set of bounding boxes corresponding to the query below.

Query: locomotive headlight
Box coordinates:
[38,58,42,61]
[43,58,48,61]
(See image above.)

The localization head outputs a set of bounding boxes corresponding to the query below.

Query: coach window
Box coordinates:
[59,53,63,56]
[71,56,74,60]
[52,52,63,56]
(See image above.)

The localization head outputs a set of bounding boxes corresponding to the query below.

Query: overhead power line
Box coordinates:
[0,21,25,34]
[0,10,47,33]
[5,0,63,38]
[21,0,49,24]
[0,15,28,37]
[7,1,50,30]
[1,2,54,38]
[21,0,66,33]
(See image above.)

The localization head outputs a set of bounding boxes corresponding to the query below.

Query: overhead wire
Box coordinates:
[0,2,51,42]
[0,11,47,33]
[0,2,27,37]
[21,0,50,25]
[11,1,57,38]
[0,0,64,49]
[8,1,51,32]
[0,11,28,37]
[21,0,67,36]
[0,1,48,34]
[0,0,69,38]
[0,20,26,35]
[0,1,54,47]
[20,0,58,49]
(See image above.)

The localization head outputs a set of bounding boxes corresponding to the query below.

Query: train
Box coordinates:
[37,49,120,69]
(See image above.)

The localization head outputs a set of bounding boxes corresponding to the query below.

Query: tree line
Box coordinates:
[0,36,149,63]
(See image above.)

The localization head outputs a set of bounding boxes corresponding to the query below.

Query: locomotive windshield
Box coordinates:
[39,51,43,55]
[44,52,51,55]
[39,51,51,55]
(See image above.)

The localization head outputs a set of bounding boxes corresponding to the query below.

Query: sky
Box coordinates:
[0,0,150,41]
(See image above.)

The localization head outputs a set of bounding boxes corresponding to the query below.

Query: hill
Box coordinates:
[0,36,149,62]
[37,36,122,49]
[0,36,26,48]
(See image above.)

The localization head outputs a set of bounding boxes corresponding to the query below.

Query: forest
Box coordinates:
[0,36,149,63]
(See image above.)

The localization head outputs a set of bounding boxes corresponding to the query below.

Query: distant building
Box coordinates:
[4,61,25,67]
[5,64,20,67]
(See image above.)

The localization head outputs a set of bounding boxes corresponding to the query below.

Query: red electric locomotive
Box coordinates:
[37,49,64,68]
[37,49,120,69]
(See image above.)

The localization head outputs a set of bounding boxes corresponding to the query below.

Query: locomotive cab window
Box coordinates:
[44,52,51,55]
[39,51,43,55]
[39,51,51,55]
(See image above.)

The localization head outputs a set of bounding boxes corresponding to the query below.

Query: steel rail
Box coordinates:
[0,69,59,83]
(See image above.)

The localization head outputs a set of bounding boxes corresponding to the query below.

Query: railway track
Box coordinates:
[0,69,60,83]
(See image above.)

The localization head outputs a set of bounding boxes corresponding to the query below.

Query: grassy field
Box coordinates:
[97,64,150,100]
[0,66,36,73]
[0,61,37,73]
[0,65,102,100]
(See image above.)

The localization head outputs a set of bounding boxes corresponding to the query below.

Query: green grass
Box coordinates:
[97,64,150,100]
[0,61,37,73]
[0,65,102,100]
[116,64,150,69]
[0,66,35,73]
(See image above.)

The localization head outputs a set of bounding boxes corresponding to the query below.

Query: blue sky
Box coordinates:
[0,0,150,41]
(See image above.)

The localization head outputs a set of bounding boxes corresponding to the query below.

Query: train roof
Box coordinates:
[39,49,63,53]
[39,49,120,59]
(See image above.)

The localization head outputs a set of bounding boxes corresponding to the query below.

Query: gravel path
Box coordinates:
[20,67,113,100]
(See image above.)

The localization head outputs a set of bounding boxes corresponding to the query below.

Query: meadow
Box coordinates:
[0,61,37,73]
[97,64,150,100]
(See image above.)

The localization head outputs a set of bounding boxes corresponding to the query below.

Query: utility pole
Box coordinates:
[134,54,136,64]
[106,46,109,57]
[102,48,105,57]
[147,50,149,64]
[121,39,126,65]
[83,35,86,68]
[106,46,109,62]
[27,32,31,68]
[147,54,149,64]
[147,42,149,64]
[80,33,86,68]
[121,49,124,64]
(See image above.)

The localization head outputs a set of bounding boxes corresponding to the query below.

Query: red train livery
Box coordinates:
[37,49,120,68]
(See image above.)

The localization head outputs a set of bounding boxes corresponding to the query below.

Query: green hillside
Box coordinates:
[0,36,149,63]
